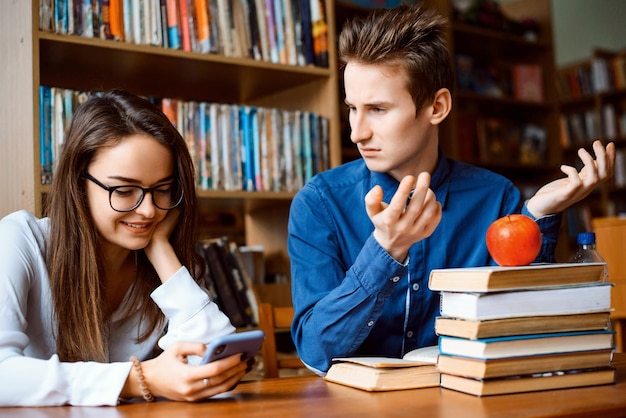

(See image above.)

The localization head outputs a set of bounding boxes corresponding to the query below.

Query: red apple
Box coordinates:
[486,214,541,266]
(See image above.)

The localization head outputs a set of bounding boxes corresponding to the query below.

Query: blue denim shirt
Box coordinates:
[288,154,561,374]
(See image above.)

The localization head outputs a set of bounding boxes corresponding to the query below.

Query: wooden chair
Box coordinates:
[593,217,626,352]
[258,303,305,378]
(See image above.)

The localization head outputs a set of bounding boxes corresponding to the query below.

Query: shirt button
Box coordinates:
[407,331,414,338]
[368,321,374,327]
[412,283,420,291]
[391,276,400,283]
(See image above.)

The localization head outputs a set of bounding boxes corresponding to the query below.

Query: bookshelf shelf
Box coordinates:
[455,91,555,109]
[39,32,333,104]
[1,0,342,299]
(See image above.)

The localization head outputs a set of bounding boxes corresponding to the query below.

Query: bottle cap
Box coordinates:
[577,232,596,245]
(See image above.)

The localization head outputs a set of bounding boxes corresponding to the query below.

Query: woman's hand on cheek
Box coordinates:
[144,208,183,281]
[152,208,180,244]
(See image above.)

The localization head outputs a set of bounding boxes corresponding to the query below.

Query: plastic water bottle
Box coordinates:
[570,232,612,343]
[569,232,609,284]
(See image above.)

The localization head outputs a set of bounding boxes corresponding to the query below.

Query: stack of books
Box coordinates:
[428,263,615,396]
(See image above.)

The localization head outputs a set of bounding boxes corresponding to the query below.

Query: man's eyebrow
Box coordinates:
[344,99,391,107]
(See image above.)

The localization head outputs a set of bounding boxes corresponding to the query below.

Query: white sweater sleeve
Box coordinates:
[151,266,236,363]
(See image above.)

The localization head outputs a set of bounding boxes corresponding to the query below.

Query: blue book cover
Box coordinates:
[39,86,53,185]
[252,108,263,191]
[242,106,256,191]
[299,0,314,65]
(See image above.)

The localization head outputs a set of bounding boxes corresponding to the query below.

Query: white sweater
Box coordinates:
[0,210,235,406]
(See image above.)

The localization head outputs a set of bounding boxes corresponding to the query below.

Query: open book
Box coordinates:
[324,346,439,391]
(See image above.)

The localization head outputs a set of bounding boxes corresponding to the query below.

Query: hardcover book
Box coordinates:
[428,263,605,293]
[438,330,614,360]
[325,345,439,391]
[325,355,439,392]
[438,283,612,320]
[437,349,613,380]
[434,312,611,340]
[440,367,615,397]
[511,63,544,102]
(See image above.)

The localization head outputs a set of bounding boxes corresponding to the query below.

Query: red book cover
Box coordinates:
[178,0,192,51]
[512,64,544,102]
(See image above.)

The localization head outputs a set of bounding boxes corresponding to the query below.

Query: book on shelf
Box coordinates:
[324,346,440,392]
[438,330,614,360]
[215,237,257,326]
[438,283,612,321]
[440,367,615,397]
[511,63,543,102]
[435,311,611,340]
[38,87,330,191]
[428,263,605,293]
[198,238,253,328]
[194,0,211,53]
[519,123,547,164]
[437,349,614,380]
[310,0,328,67]
[42,0,329,68]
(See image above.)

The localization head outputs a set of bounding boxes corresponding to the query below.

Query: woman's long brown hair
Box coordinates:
[46,90,203,362]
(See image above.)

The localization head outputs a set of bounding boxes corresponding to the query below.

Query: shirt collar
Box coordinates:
[368,149,451,209]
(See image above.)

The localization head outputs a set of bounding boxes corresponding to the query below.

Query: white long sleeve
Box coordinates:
[0,210,235,406]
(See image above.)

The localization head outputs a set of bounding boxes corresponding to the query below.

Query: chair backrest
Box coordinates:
[593,216,626,353]
[258,303,304,378]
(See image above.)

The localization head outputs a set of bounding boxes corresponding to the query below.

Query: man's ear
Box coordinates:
[430,88,452,126]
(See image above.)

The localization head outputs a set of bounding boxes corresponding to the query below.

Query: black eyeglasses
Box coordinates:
[85,173,183,212]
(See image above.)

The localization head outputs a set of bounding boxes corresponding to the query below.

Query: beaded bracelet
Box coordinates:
[130,356,154,402]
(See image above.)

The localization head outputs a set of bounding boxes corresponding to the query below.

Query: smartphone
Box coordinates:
[200,330,265,365]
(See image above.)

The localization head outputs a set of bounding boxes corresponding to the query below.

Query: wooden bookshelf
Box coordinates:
[557,48,626,232]
[426,0,562,195]
[0,0,342,298]
[336,0,562,187]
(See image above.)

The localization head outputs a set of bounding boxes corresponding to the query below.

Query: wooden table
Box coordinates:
[2,354,625,418]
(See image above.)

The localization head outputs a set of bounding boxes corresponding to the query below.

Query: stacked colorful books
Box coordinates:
[428,263,615,396]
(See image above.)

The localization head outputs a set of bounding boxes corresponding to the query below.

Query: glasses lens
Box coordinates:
[110,186,144,212]
[152,183,183,210]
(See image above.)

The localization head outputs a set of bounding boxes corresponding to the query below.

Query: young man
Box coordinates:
[288,4,615,375]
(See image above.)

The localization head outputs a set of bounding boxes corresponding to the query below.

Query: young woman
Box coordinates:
[0,89,253,406]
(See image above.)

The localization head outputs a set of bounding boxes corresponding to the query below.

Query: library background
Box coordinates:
[1,0,625,365]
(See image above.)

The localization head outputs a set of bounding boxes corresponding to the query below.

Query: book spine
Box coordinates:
[39,86,53,185]
[209,103,221,190]
[254,0,269,61]
[195,0,211,52]
[217,237,254,326]
[264,0,278,63]
[166,0,181,48]
[273,0,286,64]
[241,106,255,191]
[82,0,94,37]
[246,0,261,60]
[122,0,132,41]
[201,241,248,327]
[299,0,314,65]
[310,0,328,67]
[178,0,192,51]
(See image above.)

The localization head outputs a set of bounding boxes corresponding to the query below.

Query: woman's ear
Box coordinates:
[430,88,452,126]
